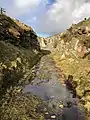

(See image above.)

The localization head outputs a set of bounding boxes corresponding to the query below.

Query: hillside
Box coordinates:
[0,14,48,120]
[41,18,90,118]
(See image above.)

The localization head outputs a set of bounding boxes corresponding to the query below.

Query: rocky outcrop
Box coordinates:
[40,18,90,58]
[39,34,60,50]
[0,14,40,50]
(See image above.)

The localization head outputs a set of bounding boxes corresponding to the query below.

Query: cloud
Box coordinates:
[0,0,90,36]
[33,0,90,34]
[0,0,42,17]
[14,0,41,9]
[72,2,90,23]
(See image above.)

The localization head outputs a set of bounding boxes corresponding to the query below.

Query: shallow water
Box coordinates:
[23,55,86,120]
[24,55,77,109]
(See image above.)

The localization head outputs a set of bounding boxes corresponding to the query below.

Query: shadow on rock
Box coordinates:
[41,49,51,55]
[65,75,77,98]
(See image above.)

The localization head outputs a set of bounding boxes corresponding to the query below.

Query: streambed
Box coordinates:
[24,55,77,105]
[23,55,84,119]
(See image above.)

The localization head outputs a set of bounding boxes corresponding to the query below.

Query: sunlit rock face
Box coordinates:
[40,18,90,59]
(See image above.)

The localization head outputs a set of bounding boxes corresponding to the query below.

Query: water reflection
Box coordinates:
[24,80,73,103]
[23,55,86,119]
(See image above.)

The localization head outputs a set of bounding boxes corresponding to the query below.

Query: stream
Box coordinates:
[23,54,83,119]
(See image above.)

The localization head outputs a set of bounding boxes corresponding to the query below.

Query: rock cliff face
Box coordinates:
[0,14,46,120]
[40,18,90,58]
[41,18,90,117]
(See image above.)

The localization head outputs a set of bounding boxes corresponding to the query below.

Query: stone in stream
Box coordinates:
[51,115,56,119]
[59,104,64,108]
[45,112,49,115]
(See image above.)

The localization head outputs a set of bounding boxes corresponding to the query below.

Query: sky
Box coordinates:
[0,0,90,37]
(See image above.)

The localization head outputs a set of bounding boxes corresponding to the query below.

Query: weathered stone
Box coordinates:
[85,101,90,112]
[51,115,56,119]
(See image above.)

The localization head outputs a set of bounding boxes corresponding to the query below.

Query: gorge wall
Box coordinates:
[0,14,46,120]
[40,18,90,117]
